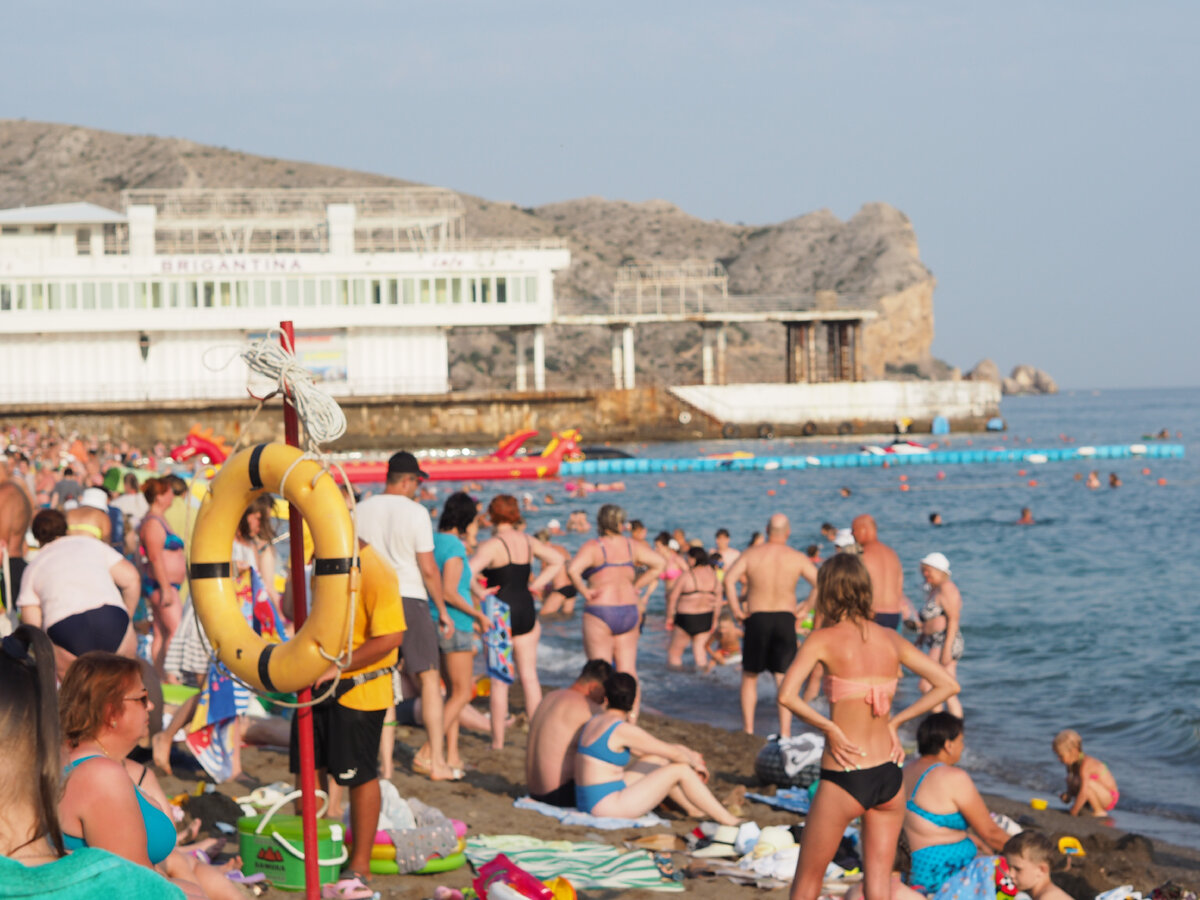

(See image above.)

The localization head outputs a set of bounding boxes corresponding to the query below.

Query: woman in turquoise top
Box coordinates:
[902,713,1012,894]
[0,626,182,899]
[429,492,492,778]
[57,651,246,900]
[573,672,741,824]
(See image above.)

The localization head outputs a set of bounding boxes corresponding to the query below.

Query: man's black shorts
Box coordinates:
[742,611,798,675]
[289,693,386,787]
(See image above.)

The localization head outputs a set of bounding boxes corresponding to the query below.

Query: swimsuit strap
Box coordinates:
[500,535,514,565]
[910,762,941,798]
[823,673,898,716]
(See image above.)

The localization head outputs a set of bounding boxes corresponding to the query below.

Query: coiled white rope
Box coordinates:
[239,333,347,449]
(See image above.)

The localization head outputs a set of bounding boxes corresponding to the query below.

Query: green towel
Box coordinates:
[466,835,684,892]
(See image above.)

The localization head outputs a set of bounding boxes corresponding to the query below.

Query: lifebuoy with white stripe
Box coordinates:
[188,443,357,693]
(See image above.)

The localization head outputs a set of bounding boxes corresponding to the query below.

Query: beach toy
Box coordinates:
[475,676,491,698]
[544,877,577,900]
[1030,798,1048,810]
[1057,836,1085,856]
[161,683,201,706]
[369,850,467,876]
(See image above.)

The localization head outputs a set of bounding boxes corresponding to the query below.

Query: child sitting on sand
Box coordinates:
[1003,832,1071,900]
[1053,729,1119,816]
[706,611,743,669]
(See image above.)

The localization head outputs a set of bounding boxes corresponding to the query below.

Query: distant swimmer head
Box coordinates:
[919,552,951,576]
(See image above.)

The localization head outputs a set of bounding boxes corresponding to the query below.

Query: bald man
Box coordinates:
[851,514,903,628]
[723,513,818,736]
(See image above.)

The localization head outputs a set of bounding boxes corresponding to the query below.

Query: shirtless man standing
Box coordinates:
[525,659,613,807]
[851,514,903,628]
[711,528,741,574]
[0,475,34,627]
[724,514,817,736]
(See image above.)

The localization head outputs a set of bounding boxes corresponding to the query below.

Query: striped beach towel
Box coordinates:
[466,836,684,892]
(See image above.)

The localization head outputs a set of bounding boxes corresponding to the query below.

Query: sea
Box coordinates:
[389,386,1200,847]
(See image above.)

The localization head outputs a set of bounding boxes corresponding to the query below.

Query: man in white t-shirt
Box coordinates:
[355,451,458,782]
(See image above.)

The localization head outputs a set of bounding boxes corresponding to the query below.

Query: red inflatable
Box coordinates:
[170,426,232,464]
[338,430,580,484]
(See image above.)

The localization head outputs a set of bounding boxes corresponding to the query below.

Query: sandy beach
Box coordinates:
[156,684,1200,900]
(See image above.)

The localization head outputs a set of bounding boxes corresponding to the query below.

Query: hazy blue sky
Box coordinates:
[7,2,1197,387]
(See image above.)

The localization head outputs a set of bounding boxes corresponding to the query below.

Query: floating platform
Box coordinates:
[560,443,1185,476]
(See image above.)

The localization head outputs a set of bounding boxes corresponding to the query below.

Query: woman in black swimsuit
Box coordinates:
[778,554,959,900]
[665,547,721,669]
[469,495,563,748]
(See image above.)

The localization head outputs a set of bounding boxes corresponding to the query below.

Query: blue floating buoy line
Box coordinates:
[559,444,1186,477]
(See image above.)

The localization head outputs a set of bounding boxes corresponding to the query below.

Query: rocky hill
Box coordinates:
[0,120,940,389]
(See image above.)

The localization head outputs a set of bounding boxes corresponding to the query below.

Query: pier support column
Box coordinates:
[514,327,530,391]
[610,327,624,389]
[701,326,715,385]
[622,324,636,389]
[532,326,546,391]
[716,323,727,385]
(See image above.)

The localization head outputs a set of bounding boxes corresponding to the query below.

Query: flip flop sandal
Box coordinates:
[321,873,374,900]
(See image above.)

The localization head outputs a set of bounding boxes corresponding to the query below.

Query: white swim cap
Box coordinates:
[833,528,855,548]
[920,552,951,574]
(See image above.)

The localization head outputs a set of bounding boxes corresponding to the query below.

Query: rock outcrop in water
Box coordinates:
[0,119,938,387]
[965,359,1057,395]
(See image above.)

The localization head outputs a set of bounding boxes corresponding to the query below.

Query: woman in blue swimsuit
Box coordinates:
[57,652,245,900]
[567,505,664,718]
[902,713,1011,895]
[574,672,740,825]
[138,479,186,675]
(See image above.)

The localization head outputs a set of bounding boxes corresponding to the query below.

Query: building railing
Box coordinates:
[555,293,875,317]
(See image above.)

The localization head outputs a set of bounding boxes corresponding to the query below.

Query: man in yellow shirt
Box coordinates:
[289,541,405,892]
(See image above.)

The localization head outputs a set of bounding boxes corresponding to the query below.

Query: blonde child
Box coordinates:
[1053,729,1118,816]
[1003,832,1071,900]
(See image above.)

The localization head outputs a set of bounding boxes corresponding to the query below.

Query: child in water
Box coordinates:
[1053,729,1119,816]
[706,611,743,670]
[1004,832,1071,900]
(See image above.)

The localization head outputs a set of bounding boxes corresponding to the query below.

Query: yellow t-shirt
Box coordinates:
[337,544,407,711]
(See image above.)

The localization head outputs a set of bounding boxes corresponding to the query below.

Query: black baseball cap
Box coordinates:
[387,451,429,480]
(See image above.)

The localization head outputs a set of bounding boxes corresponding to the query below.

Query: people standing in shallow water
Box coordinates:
[1053,729,1119,816]
[665,546,721,669]
[723,513,817,737]
[568,505,664,718]
[778,553,959,900]
[915,552,964,719]
[852,514,903,629]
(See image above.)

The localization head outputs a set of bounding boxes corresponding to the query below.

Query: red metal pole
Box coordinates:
[281,321,321,899]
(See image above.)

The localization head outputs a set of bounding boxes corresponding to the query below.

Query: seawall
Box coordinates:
[0,381,1001,449]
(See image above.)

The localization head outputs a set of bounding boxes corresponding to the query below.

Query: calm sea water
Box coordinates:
[375,387,1200,846]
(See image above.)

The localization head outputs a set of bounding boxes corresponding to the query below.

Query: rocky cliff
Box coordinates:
[965,360,1058,395]
[0,120,938,387]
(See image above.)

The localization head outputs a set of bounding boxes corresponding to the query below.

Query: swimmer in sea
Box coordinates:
[929,512,943,526]
[707,610,744,669]
[1108,473,1121,488]
[1085,471,1101,490]
[840,487,852,498]
[821,522,837,544]
[1017,507,1035,526]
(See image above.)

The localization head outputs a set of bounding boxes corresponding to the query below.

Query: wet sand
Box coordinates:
[157,688,1200,899]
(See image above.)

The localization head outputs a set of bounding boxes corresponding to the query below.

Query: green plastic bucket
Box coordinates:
[238,790,345,891]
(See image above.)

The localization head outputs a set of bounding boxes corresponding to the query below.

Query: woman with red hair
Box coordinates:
[470,494,563,748]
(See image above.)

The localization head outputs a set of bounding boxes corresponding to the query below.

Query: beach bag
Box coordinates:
[473,853,555,899]
[482,594,515,685]
[754,732,824,788]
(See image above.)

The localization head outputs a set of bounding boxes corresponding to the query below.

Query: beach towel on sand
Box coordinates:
[747,786,812,814]
[467,836,684,892]
[514,796,667,829]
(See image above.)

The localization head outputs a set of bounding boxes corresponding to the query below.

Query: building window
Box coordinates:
[270,281,282,307]
[99,283,113,310]
[82,283,96,309]
[401,279,414,304]
[0,285,11,311]
[76,229,91,255]
[419,279,431,304]
[284,281,299,306]
[526,276,537,303]
[320,280,332,306]
[496,277,507,304]
[117,284,129,309]
[64,284,78,310]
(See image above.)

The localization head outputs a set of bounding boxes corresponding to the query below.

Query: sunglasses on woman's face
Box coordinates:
[124,694,151,709]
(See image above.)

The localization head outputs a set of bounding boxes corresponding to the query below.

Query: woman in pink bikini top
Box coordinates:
[779,553,960,900]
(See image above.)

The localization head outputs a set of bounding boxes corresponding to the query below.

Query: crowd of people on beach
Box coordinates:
[0,426,1122,899]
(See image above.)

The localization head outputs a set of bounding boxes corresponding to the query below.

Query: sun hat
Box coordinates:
[920,552,951,574]
[79,487,109,511]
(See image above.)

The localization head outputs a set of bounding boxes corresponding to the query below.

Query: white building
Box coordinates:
[0,188,570,404]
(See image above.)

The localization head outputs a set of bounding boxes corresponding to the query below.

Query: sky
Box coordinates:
[5,1,1198,388]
